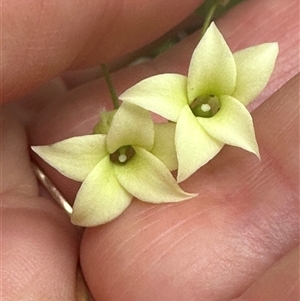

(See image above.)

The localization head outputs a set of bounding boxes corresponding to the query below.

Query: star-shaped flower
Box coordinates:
[119,22,279,182]
[32,103,194,226]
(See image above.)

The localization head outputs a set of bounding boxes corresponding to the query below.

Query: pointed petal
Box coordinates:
[71,156,132,226]
[187,22,236,102]
[232,43,279,106]
[197,95,259,157]
[152,122,178,171]
[176,105,223,182]
[119,74,188,121]
[31,134,107,181]
[106,102,154,153]
[114,146,195,203]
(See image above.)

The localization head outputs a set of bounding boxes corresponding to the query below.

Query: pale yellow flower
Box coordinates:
[119,22,278,182]
[32,103,194,226]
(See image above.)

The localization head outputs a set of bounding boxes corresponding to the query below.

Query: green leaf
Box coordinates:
[119,74,188,121]
[31,135,107,182]
[187,22,236,102]
[71,156,132,226]
[175,105,223,182]
[106,102,154,153]
[232,43,279,106]
[114,146,195,203]
[197,95,259,157]
[152,123,178,171]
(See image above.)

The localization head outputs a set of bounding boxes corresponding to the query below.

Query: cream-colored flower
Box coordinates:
[32,103,194,227]
[119,22,278,182]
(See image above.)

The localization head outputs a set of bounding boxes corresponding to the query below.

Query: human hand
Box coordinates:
[2,0,299,300]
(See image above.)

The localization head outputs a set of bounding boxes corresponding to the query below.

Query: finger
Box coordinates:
[1,108,80,300]
[80,74,299,301]
[2,0,203,102]
[26,0,299,299]
[12,77,68,125]
[232,245,299,301]
[28,0,299,204]
[152,0,299,110]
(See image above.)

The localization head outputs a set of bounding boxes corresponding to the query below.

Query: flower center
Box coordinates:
[110,145,136,164]
[190,95,220,118]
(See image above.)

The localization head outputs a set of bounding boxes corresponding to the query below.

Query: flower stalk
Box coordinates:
[101,63,120,109]
[200,0,219,38]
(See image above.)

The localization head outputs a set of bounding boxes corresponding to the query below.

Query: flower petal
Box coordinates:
[187,22,236,102]
[176,105,223,182]
[71,156,132,226]
[114,146,195,203]
[152,122,178,171]
[106,102,154,153]
[232,43,279,106]
[31,135,107,181]
[119,74,188,121]
[197,95,259,157]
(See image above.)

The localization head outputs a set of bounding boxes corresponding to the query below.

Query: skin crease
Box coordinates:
[1,0,299,301]
[2,0,203,101]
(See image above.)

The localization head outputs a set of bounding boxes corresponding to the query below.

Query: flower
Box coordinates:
[32,102,194,227]
[119,22,279,182]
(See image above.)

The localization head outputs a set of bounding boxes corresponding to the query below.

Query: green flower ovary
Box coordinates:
[190,95,220,118]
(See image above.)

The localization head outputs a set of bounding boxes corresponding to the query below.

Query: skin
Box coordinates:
[1,0,299,300]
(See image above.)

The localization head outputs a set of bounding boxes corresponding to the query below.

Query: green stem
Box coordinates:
[101,64,120,109]
[200,0,220,39]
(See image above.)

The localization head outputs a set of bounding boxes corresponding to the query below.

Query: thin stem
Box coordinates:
[101,64,120,109]
[200,0,220,39]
